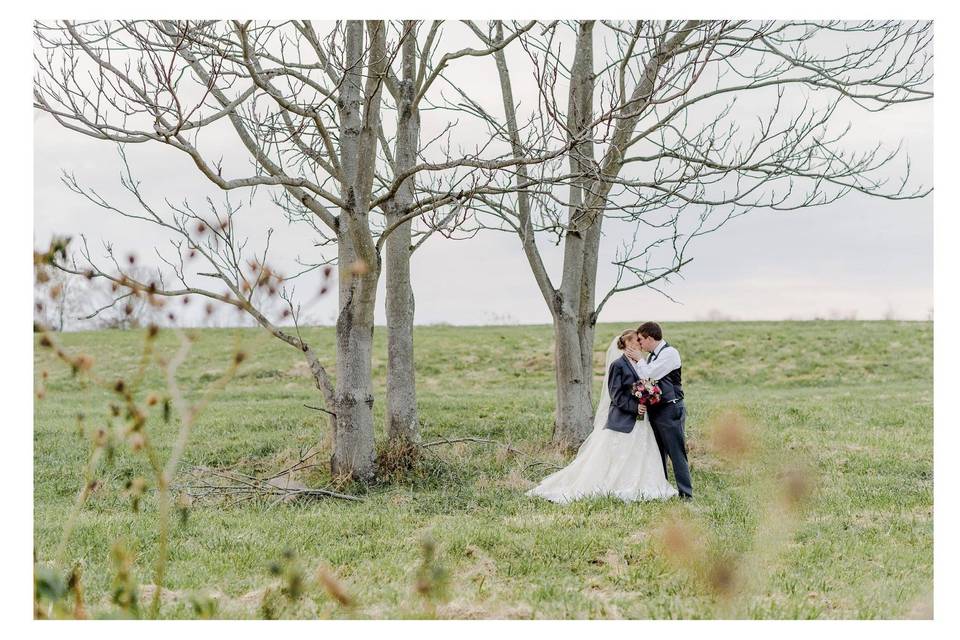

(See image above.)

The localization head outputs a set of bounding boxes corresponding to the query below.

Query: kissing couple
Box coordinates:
[527,322,693,504]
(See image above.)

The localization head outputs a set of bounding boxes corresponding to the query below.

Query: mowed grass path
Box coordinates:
[33,321,933,619]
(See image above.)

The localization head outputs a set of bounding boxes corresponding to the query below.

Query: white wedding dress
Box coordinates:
[526,337,679,504]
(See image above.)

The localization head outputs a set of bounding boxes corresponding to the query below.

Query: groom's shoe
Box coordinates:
[680,494,693,501]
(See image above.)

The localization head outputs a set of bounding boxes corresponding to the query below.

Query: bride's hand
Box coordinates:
[637,404,646,416]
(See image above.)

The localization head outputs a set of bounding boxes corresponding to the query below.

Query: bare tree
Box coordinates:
[464,20,932,446]
[34,20,542,479]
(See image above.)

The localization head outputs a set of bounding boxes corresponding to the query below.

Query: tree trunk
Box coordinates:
[575,213,603,416]
[329,20,383,480]
[384,208,418,447]
[552,21,598,448]
[331,232,379,480]
[552,307,596,447]
[384,20,420,447]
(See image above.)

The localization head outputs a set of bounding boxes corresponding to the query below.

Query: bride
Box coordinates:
[526,329,678,504]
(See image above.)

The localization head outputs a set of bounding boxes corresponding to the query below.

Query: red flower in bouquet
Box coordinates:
[632,378,662,406]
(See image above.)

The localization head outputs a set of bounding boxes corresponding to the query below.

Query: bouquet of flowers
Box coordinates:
[632,378,662,406]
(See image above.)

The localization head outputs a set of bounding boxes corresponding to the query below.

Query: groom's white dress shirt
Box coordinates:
[632,340,681,381]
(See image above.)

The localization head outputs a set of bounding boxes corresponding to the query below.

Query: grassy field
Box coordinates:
[33,321,933,619]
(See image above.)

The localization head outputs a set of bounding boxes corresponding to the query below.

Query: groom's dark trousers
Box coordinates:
[648,400,693,498]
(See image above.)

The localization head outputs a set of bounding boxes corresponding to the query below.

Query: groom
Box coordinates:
[626,322,693,499]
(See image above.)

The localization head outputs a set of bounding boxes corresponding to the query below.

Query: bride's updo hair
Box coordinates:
[616,329,637,350]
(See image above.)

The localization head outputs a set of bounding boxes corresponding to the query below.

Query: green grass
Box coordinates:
[33,321,933,619]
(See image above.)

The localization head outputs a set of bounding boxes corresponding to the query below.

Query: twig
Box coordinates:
[523,460,562,473]
[304,403,336,417]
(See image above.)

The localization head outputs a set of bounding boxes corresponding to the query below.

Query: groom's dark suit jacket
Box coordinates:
[605,354,641,433]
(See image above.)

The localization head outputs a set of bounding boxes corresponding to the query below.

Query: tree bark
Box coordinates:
[328,20,384,480]
[384,20,420,447]
[332,231,379,479]
[576,216,602,415]
[551,21,598,448]
[551,308,596,447]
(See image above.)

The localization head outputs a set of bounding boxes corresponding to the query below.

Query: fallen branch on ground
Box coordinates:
[175,465,364,504]
[523,460,562,474]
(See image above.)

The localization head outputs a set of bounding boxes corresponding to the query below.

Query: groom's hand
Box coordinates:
[625,346,644,362]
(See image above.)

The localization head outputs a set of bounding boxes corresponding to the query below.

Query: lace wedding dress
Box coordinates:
[526,336,678,504]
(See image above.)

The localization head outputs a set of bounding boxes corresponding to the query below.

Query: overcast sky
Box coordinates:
[33,21,933,327]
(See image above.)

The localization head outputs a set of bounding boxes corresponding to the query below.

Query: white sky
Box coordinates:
[32,20,933,327]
